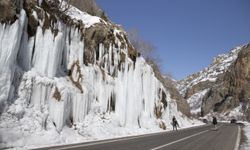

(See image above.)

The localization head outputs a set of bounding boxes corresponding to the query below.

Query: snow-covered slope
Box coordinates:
[240,122,250,150]
[0,1,197,149]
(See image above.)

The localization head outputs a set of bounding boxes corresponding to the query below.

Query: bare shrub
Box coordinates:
[44,0,71,13]
[69,0,108,21]
[127,28,156,59]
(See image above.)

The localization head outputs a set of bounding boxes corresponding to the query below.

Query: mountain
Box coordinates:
[177,44,250,121]
[0,0,194,148]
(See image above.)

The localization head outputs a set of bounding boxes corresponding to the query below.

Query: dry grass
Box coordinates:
[154,104,163,119]
[69,60,83,93]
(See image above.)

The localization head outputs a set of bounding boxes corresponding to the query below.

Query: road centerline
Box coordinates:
[50,128,199,150]
[35,124,231,150]
[150,130,209,150]
[150,124,223,150]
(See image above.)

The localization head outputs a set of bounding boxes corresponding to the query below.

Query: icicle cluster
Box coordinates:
[0,2,177,133]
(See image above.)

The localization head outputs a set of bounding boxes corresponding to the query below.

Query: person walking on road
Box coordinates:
[212,116,217,129]
[172,116,179,131]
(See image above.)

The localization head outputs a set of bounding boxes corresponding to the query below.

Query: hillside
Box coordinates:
[177,43,250,121]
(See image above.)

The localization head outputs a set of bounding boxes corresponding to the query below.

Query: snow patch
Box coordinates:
[66,3,100,28]
[240,123,250,150]
[202,103,246,122]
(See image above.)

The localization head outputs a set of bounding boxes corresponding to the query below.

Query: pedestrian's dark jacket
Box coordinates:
[212,117,217,125]
[172,117,178,126]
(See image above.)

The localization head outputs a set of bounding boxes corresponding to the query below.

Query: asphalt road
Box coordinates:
[35,123,240,150]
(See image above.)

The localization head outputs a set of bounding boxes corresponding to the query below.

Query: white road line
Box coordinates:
[234,126,241,150]
[150,124,223,150]
[150,130,209,150]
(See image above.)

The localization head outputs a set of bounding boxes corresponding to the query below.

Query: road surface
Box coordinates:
[35,123,240,150]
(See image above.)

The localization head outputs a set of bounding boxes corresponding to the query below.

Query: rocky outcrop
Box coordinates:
[0,0,18,24]
[201,44,250,120]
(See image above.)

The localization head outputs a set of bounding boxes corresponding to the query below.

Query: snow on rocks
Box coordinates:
[201,103,247,123]
[65,5,101,28]
[187,89,209,115]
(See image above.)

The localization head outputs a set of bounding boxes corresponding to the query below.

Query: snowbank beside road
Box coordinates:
[240,123,250,150]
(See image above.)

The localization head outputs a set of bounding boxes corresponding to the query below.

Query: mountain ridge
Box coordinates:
[177,43,250,121]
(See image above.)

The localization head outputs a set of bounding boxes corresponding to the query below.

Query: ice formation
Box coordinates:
[187,89,209,115]
[0,1,196,148]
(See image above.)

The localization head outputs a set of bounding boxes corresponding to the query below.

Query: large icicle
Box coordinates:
[0,10,26,112]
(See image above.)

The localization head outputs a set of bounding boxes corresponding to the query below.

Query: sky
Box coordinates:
[96,0,250,80]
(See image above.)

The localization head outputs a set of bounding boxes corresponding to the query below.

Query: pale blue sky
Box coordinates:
[96,0,250,80]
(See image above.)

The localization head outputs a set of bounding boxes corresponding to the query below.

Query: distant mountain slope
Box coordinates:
[177,46,241,98]
[177,44,250,121]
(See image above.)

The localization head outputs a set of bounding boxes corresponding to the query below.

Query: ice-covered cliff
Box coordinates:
[0,0,196,148]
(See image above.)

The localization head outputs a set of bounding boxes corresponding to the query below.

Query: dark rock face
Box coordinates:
[0,0,18,24]
[201,44,250,120]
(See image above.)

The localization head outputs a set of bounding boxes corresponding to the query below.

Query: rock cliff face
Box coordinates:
[0,0,193,148]
[177,44,250,121]
[202,44,250,120]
